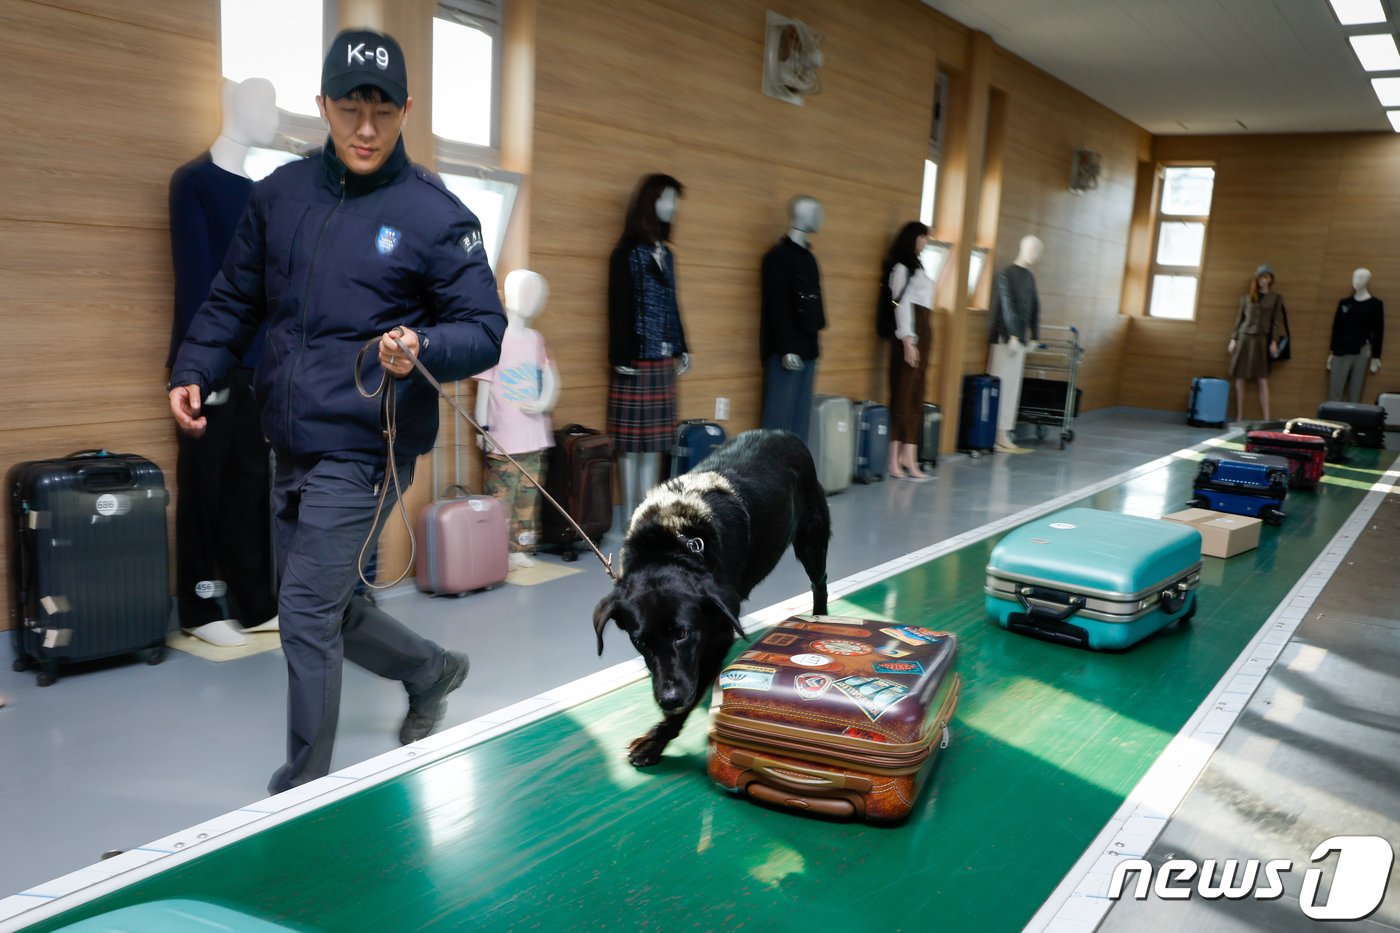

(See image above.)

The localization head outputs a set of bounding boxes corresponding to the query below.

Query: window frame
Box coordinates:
[434,0,504,163]
[1146,162,1216,321]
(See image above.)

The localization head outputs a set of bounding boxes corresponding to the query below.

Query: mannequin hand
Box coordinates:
[1371,358,1382,374]
[676,353,691,376]
[169,385,207,438]
[1326,354,1333,372]
[613,364,639,376]
[1227,339,1236,355]
[781,354,804,372]
[902,338,919,368]
[379,326,419,378]
[1268,340,1279,359]
[520,399,551,414]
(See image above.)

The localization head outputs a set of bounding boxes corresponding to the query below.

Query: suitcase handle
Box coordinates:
[728,750,873,793]
[76,462,135,491]
[744,782,858,818]
[1016,585,1085,623]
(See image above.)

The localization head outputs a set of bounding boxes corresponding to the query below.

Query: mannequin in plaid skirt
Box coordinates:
[608,174,691,524]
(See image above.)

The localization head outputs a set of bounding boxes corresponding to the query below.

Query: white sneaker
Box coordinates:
[508,553,535,570]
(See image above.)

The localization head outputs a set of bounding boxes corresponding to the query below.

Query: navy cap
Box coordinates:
[321,29,408,106]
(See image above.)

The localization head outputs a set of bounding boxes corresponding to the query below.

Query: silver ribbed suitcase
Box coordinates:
[808,395,854,494]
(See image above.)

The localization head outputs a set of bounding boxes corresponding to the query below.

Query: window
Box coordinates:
[221,0,323,119]
[434,1,518,269]
[919,72,948,228]
[919,160,939,227]
[1147,165,1216,320]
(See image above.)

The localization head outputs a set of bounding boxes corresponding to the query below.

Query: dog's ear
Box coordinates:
[704,585,747,642]
[592,592,622,656]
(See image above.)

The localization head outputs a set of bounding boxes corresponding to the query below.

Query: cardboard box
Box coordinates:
[1161,508,1262,559]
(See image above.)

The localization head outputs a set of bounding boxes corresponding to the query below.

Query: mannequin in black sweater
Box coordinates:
[759,196,826,443]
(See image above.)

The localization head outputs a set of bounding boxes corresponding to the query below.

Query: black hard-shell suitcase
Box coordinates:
[540,425,614,562]
[9,451,170,686]
[1316,401,1386,448]
[918,403,942,467]
[1285,418,1353,463]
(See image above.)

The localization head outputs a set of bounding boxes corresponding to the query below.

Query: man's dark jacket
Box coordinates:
[170,138,505,461]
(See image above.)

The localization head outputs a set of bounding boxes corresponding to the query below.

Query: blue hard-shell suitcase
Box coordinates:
[1190,450,1289,525]
[985,508,1202,651]
[672,420,727,476]
[852,400,890,484]
[1188,377,1229,428]
[9,450,170,686]
[959,373,1000,455]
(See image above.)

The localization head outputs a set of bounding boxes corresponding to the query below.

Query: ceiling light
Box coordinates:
[1388,110,1400,131]
[1373,76,1400,105]
[1351,33,1400,71]
[1330,0,1387,25]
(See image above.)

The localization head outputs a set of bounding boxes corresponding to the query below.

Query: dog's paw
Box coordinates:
[627,735,664,767]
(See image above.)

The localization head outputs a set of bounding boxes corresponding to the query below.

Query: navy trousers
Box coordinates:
[267,455,444,794]
[760,355,817,445]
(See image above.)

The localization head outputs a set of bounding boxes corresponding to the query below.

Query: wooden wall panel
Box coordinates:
[1120,133,1397,419]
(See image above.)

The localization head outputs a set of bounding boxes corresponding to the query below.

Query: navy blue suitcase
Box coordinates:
[1188,377,1229,427]
[852,400,890,484]
[1190,450,1289,526]
[959,374,1000,455]
[9,450,170,686]
[672,420,727,476]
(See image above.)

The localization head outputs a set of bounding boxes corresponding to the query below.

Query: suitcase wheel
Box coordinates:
[1187,496,1208,509]
[145,646,166,666]
[36,667,57,688]
[1260,505,1284,527]
[1035,424,1048,440]
[12,657,33,674]
[563,548,579,562]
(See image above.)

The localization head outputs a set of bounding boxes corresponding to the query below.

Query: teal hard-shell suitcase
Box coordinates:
[984,508,1203,650]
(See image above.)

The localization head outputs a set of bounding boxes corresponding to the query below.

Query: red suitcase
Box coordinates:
[708,615,960,823]
[1245,431,1326,489]
[414,490,509,596]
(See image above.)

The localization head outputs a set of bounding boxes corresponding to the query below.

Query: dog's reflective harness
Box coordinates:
[680,535,705,555]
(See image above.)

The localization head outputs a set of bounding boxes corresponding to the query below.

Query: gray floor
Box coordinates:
[1099,489,1400,933]
[0,410,1226,896]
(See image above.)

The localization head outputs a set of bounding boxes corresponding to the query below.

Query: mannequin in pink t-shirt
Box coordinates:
[474,269,560,570]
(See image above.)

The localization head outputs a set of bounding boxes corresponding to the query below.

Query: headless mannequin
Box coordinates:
[1326,268,1384,402]
[475,270,560,570]
[987,235,1043,454]
[615,186,690,526]
[172,77,279,648]
[759,196,825,442]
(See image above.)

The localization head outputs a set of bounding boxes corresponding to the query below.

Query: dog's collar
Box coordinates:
[678,534,705,555]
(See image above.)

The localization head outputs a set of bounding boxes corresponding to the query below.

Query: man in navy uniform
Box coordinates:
[169,29,505,793]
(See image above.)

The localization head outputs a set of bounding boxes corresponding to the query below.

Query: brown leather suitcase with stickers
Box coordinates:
[707,614,960,823]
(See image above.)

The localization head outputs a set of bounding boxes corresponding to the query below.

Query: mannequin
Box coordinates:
[168,77,280,648]
[474,270,560,570]
[607,174,690,526]
[986,235,1043,454]
[760,195,826,442]
[1327,268,1384,403]
[1227,264,1287,422]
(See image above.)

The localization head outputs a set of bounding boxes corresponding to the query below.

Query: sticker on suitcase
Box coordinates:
[841,726,889,742]
[719,664,777,691]
[811,639,872,657]
[833,675,909,721]
[794,672,834,700]
[790,653,833,668]
[759,632,800,647]
[876,646,912,658]
[881,625,946,646]
[872,660,925,676]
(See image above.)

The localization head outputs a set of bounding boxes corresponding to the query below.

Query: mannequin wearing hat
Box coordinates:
[1227,264,1288,421]
[759,195,826,442]
[986,234,1043,453]
[474,269,559,570]
[1326,268,1384,403]
[167,77,281,648]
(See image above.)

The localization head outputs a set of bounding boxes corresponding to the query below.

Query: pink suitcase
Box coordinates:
[414,493,509,596]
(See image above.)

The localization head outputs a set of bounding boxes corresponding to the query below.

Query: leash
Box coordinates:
[353,330,619,588]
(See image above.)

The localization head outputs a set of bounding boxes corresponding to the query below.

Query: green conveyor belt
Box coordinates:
[28,447,1395,932]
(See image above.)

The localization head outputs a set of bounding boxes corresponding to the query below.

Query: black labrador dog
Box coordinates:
[592,429,830,766]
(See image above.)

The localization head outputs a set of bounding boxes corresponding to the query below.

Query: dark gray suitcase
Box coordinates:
[9,451,170,686]
[918,402,942,467]
[1316,401,1386,448]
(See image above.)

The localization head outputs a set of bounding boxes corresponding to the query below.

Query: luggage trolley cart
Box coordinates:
[1017,324,1083,450]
